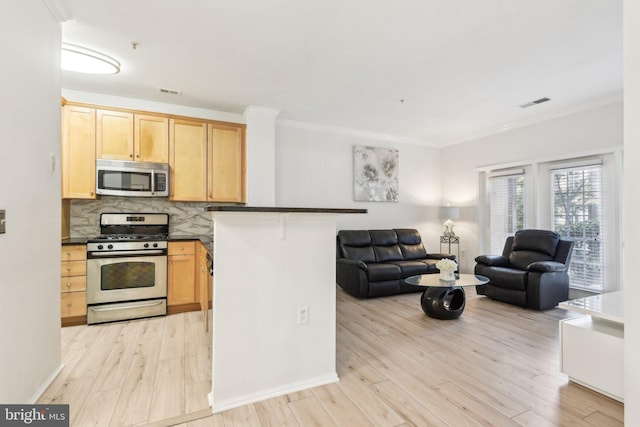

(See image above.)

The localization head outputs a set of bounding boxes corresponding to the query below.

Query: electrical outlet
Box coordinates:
[297,306,309,325]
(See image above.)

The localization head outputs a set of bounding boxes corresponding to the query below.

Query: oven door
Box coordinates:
[87,254,167,304]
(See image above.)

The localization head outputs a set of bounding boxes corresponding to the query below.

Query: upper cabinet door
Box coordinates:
[96,109,134,160]
[207,123,246,203]
[169,119,208,201]
[62,105,96,199]
[135,114,169,163]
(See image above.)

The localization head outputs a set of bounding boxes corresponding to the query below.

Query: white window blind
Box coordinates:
[489,171,525,254]
[550,163,604,292]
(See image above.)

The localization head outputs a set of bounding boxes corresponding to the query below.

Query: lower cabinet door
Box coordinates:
[168,254,196,306]
[61,292,87,318]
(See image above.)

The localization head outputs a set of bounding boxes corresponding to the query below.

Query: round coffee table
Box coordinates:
[404,274,489,319]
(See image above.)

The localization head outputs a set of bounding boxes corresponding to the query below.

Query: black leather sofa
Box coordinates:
[336,229,455,298]
[474,229,574,310]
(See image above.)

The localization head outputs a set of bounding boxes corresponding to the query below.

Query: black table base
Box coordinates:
[420,286,466,319]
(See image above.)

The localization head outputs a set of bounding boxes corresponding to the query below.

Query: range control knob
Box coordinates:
[153,243,158,248]
[107,244,114,250]
[97,244,104,250]
[144,243,149,248]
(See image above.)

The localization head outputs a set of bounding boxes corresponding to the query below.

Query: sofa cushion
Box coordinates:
[338,230,376,263]
[485,267,528,291]
[389,260,430,277]
[367,263,402,282]
[371,230,404,262]
[395,228,428,260]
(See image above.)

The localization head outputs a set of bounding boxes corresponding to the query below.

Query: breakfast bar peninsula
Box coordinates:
[206,206,366,412]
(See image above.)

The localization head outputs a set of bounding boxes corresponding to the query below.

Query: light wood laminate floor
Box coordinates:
[41,287,623,426]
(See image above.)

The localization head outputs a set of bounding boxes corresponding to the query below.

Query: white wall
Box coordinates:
[0,2,62,402]
[624,0,640,421]
[439,102,623,272]
[275,124,445,250]
[211,211,340,411]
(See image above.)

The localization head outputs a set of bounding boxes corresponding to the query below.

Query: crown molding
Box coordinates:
[42,0,72,22]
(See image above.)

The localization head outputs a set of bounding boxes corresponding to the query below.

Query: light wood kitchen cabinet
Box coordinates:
[62,101,245,201]
[168,242,197,308]
[60,245,87,326]
[208,123,246,202]
[97,111,168,163]
[96,109,134,161]
[135,114,169,163]
[169,119,208,201]
[62,106,96,199]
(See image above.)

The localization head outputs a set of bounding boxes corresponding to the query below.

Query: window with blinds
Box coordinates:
[489,171,525,254]
[550,163,604,292]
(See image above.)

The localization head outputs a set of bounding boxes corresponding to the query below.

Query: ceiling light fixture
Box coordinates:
[61,43,120,74]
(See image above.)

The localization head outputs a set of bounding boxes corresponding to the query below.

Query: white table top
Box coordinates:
[559,291,624,323]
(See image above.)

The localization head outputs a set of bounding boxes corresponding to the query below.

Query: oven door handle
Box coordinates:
[90,300,165,312]
[89,249,166,257]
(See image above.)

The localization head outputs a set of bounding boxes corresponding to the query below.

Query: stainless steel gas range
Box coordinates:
[86,213,169,324]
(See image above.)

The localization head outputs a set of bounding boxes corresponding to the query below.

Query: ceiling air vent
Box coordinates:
[158,87,181,96]
[519,97,551,109]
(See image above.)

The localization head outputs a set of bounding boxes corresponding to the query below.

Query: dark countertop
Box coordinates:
[62,235,213,246]
[205,206,367,214]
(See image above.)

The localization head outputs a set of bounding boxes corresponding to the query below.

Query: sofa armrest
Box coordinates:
[527,261,566,272]
[426,253,456,261]
[336,258,368,271]
[336,258,369,298]
[475,255,509,267]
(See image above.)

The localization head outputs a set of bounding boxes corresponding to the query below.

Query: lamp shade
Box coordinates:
[439,206,459,221]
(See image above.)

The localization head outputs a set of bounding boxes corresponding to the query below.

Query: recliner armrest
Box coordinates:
[426,253,456,261]
[527,261,566,272]
[475,255,509,267]
[337,258,368,271]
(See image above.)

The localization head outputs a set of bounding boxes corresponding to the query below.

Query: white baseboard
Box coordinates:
[29,363,65,403]
[210,372,339,413]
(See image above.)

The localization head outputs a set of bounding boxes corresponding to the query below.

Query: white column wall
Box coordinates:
[244,107,280,206]
[624,0,640,422]
[0,2,62,402]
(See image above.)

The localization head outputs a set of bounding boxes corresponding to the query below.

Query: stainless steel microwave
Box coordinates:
[96,159,169,197]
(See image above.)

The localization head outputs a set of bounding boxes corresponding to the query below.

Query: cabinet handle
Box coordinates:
[90,191,94,196]
[66,267,71,272]
[136,154,140,158]
[129,154,133,158]
[66,251,71,255]
[66,283,71,288]
[66,303,72,308]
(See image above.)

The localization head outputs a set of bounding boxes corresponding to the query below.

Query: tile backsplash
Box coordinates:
[70,197,214,238]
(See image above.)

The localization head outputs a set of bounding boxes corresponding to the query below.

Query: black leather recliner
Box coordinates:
[474,229,574,310]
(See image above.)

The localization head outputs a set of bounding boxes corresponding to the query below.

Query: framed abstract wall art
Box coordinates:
[353,145,399,202]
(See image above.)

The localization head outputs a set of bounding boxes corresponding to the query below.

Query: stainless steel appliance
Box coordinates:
[96,159,169,197]
[87,213,169,324]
